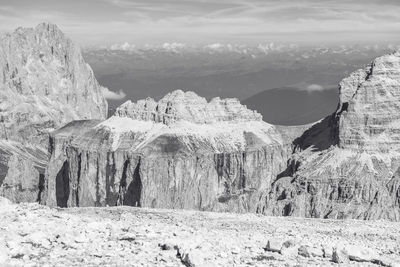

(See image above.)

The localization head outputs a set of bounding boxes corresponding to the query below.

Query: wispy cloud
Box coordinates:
[0,0,399,45]
[304,84,325,92]
[102,87,127,100]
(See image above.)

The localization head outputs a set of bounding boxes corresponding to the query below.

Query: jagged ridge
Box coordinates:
[115,90,262,125]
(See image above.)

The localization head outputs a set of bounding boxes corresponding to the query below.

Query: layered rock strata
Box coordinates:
[266,51,400,220]
[0,23,108,202]
[44,90,290,212]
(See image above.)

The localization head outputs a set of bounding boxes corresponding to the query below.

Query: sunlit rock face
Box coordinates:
[337,51,400,152]
[0,22,107,147]
[0,23,108,203]
[44,91,290,212]
[116,90,262,124]
[266,51,400,221]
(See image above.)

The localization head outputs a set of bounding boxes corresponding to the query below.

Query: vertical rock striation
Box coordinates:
[0,23,108,203]
[44,91,290,212]
[266,51,400,220]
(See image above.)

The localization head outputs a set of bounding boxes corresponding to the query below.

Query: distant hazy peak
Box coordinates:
[115,90,262,125]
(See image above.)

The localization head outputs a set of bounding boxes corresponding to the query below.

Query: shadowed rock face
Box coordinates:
[0,141,47,203]
[0,23,108,203]
[266,51,400,221]
[44,91,291,212]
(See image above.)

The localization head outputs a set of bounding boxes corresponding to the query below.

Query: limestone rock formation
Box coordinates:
[266,51,400,220]
[0,23,108,203]
[0,23,107,146]
[44,90,290,211]
[115,90,262,124]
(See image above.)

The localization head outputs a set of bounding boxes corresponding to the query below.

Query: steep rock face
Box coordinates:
[266,51,400,220]
[337,51,400,152]
[0,23,107,146]
[44,91,290,212]
[0,23,108,203]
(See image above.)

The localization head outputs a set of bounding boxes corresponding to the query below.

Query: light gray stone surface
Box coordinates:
[1,200,399,266]
[0,23,108,203]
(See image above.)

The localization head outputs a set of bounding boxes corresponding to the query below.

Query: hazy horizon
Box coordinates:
[0,0,399,46]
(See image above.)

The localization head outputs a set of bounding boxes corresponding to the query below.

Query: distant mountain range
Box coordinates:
[87,43,400,58]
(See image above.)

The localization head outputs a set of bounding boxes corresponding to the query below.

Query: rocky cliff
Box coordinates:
[44,49,400,221]
[266,51,400,220]
[44,90,290,212]
[0,23,107,146]
[0,23,108,203]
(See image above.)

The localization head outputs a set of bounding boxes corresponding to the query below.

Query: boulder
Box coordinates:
[332,246,350,264]
[346,245,379,263]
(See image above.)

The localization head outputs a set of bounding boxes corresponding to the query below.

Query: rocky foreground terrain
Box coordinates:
[1,197,399,267]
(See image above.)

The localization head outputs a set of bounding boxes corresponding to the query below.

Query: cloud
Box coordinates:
[102,87,126,100]
[0,0,400,45]
[304,84,325,92]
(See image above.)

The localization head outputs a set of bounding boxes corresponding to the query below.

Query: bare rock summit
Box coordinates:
[267,51,400,220]
[0,23,108,203]
[116,90,262,125]
[0,22,107,146]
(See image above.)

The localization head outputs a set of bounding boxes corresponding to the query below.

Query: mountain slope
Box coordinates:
[266,51,400,220]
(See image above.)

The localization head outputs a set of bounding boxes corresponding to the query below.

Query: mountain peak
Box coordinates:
[34,22,62,32]
[0,23,107,146]
[335,50,400,152]
[115,90,262,125]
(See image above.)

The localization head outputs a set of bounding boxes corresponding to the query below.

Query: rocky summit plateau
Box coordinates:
[44,90,289,211]
[0,23,400,266]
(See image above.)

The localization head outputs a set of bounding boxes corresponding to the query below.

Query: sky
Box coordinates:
[0,0,399,46]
